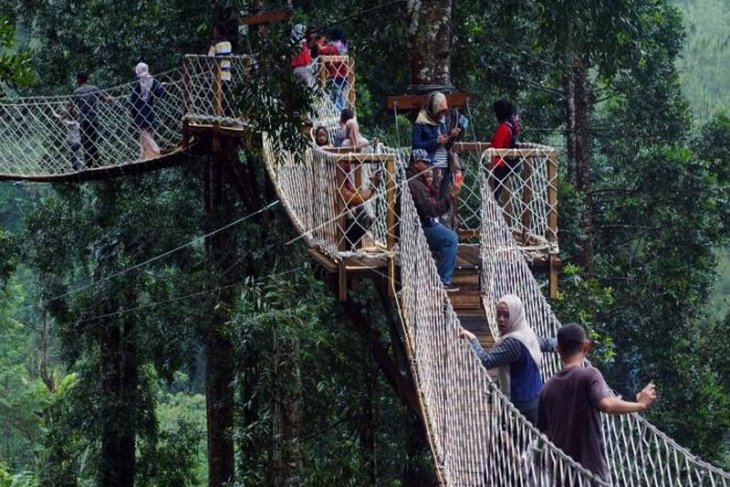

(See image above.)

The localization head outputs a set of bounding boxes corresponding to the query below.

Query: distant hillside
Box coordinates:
[674,0,730,122]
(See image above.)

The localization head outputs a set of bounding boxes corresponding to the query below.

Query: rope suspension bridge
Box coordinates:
[1,53,728,486]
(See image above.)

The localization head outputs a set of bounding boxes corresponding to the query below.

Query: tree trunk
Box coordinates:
[205,150,236,486]
[39,311,55,393]
[269,333,302,487]
[96,181,137,487]
[99,313,137,487]
[406,0,454,93]
[359,364,377,483]
[564,61,577,185]
[572,57,594,273]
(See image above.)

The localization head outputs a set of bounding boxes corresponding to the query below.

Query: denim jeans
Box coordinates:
[330,76,349,113]
[423,222,458,286]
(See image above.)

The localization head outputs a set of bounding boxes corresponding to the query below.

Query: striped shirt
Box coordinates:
[208,38,232,81]
[469,336,555,370]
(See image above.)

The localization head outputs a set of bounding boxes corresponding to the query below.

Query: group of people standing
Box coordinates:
[291,24,350,111]
[55,64,165,171]
[54,22,236,171]
[461,295,657,483]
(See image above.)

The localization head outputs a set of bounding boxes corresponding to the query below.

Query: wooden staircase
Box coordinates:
[451,244,494,351]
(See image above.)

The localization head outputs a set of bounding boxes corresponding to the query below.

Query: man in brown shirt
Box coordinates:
[537,323,657,483]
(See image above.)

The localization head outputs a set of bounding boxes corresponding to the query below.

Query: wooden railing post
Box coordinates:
[213,59,223,118]
[182,56,191,118]
[547,150,559,298]
[520,153,533,246]
[386,155,396,296]
[318,59,328,91]
[546,151,558,247]
[335,158,347,253]
[347,60,356,110]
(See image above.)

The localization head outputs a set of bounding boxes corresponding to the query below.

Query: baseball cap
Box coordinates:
[411,149,430,164]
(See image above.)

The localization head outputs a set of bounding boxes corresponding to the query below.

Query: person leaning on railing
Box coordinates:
[290,24,315,88]
[315,27,350,112]
[460,294,556,425]
[338,159,382,250]
[407,149,461,292]
[412,92,462,202]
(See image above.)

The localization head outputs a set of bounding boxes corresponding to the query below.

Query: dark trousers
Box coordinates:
[81,121,99,167]
[492,160,520,201]
[344,210,372,250]
[513,397,539,426]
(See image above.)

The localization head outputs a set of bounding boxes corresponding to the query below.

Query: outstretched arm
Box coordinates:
[538,336,557,353]
[599,383,656,414]
[460,329,521,369]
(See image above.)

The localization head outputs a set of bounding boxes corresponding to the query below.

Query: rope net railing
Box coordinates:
[397,175,608,486]
[262,134,396,261]
[0,70,186,178]
[310,55,357,139]
[452,142,558,259]
[479,169,730,486]
[182,54,254,129]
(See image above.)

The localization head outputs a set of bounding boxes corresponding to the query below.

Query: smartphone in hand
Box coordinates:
[458,114,469,130]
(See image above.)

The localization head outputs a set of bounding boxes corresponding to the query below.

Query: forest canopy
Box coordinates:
[0,0,728,485]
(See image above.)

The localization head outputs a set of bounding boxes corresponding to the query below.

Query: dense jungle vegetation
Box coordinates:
[0,0,728,484]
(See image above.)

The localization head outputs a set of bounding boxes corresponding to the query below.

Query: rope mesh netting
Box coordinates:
[265,56,729,486]
[2,50,728,486]
[479,153,729,487]
[0,70,186,178]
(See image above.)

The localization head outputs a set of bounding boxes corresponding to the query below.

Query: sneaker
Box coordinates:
[444,284,460,293]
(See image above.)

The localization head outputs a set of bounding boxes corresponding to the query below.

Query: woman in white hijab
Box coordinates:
[460,294,556,425]
[130,62,166,160]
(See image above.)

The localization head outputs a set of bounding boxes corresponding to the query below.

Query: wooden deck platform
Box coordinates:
[309,242,497,352]
[0,144,203,183]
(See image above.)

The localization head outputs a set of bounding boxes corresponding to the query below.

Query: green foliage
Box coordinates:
[137,372,206,486]
[0,0,729,481]
[552,263,616,366]
[0,16,34,96]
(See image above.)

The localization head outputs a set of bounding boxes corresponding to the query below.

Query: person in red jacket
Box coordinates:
[291,24,314,87]
[488,98,521,201]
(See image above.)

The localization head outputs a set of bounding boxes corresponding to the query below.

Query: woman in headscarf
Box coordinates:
[460,294,556,425]
[411,91,461,201]
[130,62,166,160]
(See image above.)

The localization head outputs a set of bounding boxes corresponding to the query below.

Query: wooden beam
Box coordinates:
[386,92,474,111]
[241,9,292,26]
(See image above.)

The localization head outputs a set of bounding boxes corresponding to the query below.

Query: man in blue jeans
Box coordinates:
[407,149,461,291]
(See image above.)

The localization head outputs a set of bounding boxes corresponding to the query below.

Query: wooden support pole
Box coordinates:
[348,62,356,110]
[338,261,347,301]
[547,151,559,299]
[521,156,533,245]
[547,151,558,247]
[386,155,396,296]
[549,255,560,299]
